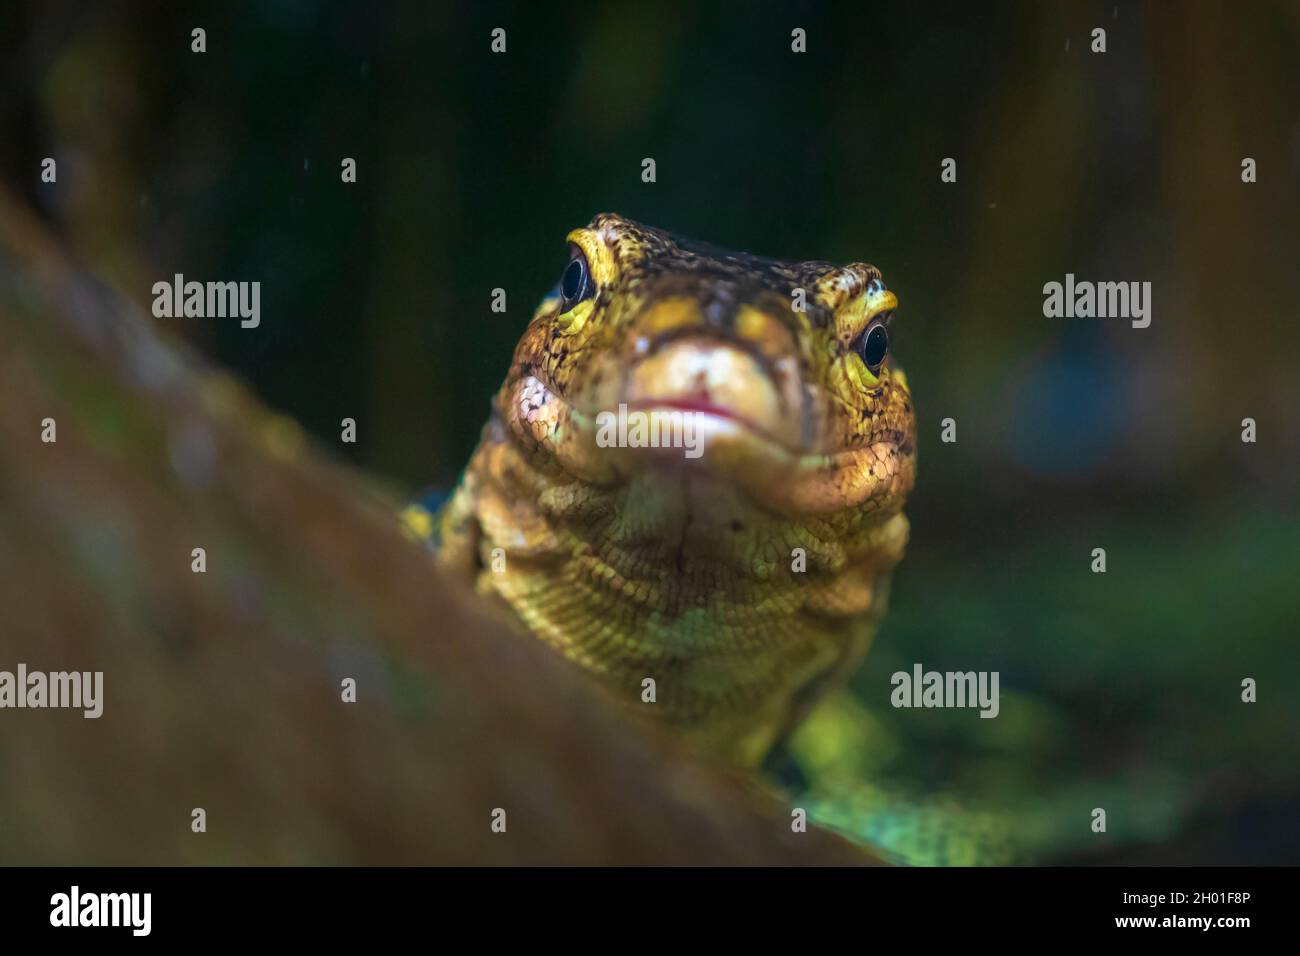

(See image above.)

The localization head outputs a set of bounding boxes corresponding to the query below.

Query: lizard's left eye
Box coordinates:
[560,251,594,311]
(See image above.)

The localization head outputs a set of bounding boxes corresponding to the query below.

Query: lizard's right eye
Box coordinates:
[560,251,594,311]
[856,321,890,373]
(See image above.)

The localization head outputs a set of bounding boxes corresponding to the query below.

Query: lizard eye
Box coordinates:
[560,250,594,311]
[857,321,889,372]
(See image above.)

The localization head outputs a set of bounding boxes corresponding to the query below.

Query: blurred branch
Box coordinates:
[0,186,873,865]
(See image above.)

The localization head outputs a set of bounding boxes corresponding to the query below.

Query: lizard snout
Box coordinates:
[617,334,807,454]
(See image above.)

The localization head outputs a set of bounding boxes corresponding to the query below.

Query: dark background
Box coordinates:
[2,0,1297,863]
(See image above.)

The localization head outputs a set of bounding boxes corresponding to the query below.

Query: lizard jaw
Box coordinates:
[503,372,913,519]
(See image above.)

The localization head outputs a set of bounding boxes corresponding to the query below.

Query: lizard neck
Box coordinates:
[447,434,908,764]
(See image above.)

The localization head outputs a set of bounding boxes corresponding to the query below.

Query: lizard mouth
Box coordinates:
[622,397,789,449]
[507,370,910,517]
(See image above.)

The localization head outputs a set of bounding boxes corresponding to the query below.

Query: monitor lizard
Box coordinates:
[409,213,917,769]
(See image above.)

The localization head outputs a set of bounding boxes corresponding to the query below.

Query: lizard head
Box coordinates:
[499,213,916,519]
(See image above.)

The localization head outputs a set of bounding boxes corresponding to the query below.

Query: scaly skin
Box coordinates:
[425,214,916,767]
